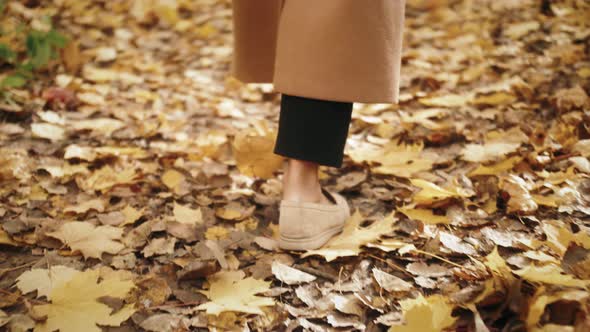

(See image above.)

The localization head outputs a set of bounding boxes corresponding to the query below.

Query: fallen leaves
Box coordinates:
[513,264,590,288]
[461,127,527,163]
[76,165,140,192]
[31,268,136,332]
[389,294,457,332]
[196,270,275,315]
[397,205,450,224]
[409,178,472,205]
[46,222,125,259]
[31,123,65,141]
[1,0,589,330]
[271,261,316,285]
[302,211,398,261]
[499,174,538,214]
[232,120,284,179]
[16,266,79,299]
[348,139,434,177]
[172,202,202,225]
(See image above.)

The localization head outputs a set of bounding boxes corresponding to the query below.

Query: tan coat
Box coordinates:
[231,0,406,104]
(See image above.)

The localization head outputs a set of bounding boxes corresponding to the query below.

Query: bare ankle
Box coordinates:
[282,158,326,203]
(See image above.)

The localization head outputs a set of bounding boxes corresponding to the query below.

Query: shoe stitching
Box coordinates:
[280,200,343,211]
[280,223,344,241]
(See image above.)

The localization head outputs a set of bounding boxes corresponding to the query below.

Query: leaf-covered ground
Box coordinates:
[1,0,590,331]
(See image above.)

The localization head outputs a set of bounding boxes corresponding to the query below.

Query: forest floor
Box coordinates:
[1,0,590,331]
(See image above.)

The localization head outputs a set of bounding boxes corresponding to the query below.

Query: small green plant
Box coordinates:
[0,0,68,96]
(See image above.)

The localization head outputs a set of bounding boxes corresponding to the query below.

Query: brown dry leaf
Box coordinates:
[82,65,142,84]
[232,121,284,179]
[439,231,478,256]
[64,145,148,162]
[462,127,527,163]
[3,0,590,330]
[399,108,450,130]
[139,314,187,332]
[553,85,589,113]
[69,118,125,136]
[526,287,589,330]
[31,123,65,141]
[77,92,105,105]
[573,139,590,157]
[271,261,316,285]
[77,165,139,192]
[215,202,255,221]
[419,93,471,108]
[32,268,136,332]
[142,237,176,258]
[63,198,105,214]
[372,268,414,293]
[503,20,539,38]
[499,174,538,214]
[196,270,275,315]
[46,221,125,259]
[0,228,18,246]
[302,211,397,261]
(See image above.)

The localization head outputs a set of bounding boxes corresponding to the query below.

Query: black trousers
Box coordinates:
[273,93,353,168]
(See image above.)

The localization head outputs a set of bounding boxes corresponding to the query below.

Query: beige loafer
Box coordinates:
[278,188,350,251]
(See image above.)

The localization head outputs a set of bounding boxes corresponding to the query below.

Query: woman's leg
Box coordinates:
[273,93,353,203]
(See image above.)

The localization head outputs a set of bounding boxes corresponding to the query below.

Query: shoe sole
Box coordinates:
[279,223,344,251]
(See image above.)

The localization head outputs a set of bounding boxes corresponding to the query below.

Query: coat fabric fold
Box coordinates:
[231,0,406,104]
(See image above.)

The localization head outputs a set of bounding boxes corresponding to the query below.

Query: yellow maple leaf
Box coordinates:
[77,165,139,192]
[46,222,125,260]
[397,205,450,224]
[471,246,517,305]
[232,121,284,179]
[161,169,185,193]
[526,287,588,330]
[469,156,523,176]
[389,293,457,332]
[16,266,79,300]
[196,270,274,315]
[348,140,433,178]
[542,220,590,258]
[33,269,136,332]
[302,210,398,262]
[410,178,471,205]
[513,263,590,288]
